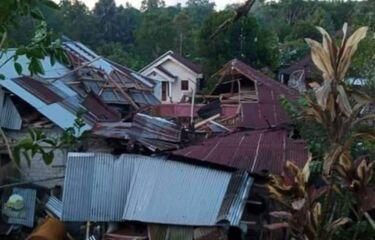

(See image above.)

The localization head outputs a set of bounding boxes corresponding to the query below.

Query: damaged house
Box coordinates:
[165,59,309,239]
[0,45,308,239]
[56,153,253,239]
[0,39,160,188]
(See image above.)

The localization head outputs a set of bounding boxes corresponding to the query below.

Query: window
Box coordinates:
[181,80,189,90]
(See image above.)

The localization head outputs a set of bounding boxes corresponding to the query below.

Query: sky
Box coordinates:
[55,0,246,10]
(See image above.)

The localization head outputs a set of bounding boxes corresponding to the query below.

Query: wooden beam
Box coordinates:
[106,74,139,110]
[194,114,220,129]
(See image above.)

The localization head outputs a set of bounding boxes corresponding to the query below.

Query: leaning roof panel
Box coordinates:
[62,153,253,226]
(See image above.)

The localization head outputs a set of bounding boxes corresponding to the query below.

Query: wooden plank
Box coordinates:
[194,114,220,129]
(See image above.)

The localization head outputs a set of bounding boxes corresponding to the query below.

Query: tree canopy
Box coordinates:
[6,0,375,89]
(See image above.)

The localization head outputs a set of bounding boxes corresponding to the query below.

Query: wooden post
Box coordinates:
[85,221,90,240]
[190,88,196,125]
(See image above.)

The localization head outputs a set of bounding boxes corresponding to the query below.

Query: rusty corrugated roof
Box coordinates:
[169,52,203,74]
[172,129,308,175]
[212,59,300,128]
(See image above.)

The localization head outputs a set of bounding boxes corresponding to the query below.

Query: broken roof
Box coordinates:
[172,129,308,175]
[62,39,159,108]
[279,55,314,75]
[62,153,253,226]
[0,51,94,131]
[211,59,300,129]
[93,113,182,152]
[213,59,298,99]
[0,39,160,131]
[140,50,202,75]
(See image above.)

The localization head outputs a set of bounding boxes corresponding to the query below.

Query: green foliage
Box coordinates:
[6,0,375,95]
[141,0,165,12]
[0,0,67,76]
[199,11,279,89]
[279,40,310,66]
[134,10,177,63]
[279,95,328,160]
[12,113,86,166]
[350,31,375,97]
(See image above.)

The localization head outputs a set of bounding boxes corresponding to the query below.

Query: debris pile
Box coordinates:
[0,43,308,239]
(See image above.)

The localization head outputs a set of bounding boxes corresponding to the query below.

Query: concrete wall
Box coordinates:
[5,127,68,188]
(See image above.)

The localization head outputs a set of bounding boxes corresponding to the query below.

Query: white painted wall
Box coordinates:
[141,56,201,103]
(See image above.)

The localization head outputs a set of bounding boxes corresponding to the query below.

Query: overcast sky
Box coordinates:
[56,0,246,10]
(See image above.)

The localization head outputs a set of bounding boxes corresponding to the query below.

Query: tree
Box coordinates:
[199,12,279,85]
[185,0,215,27]
[140,0,165,12]
[95,41,145,70]
[46,0,97,46]
[114,6,141,45]
[0,0,67,77]
[350,33,375,97]
[173,11,194,55]
[134,10,176,64]
[267,24,375,240]
[93,0,118,42]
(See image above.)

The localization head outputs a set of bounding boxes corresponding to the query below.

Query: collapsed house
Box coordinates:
[165,59,309,239]
[0,48,308,239]
[0,39,160,188]
[50,153,253,239]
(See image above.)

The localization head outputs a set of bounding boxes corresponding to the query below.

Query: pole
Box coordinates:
[85,221,91,240]
[190,88,196,125]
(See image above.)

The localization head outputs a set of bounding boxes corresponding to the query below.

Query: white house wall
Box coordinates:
[162,60,199,103]
[142,58,200,103]
[143,71,168,101]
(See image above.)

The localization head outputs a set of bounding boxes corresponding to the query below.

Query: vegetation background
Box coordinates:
[7,0,375,91]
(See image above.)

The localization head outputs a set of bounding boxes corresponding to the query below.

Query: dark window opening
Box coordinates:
[181,80,189,91]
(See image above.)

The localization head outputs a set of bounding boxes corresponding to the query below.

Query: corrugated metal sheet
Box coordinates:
[0,77,93,132]
[122,157,231,226]
[133,113,181,142]
[7,188,36,227]
[93,113,182,152]
[62,153,134,222]
[62,153,253,226]
[0,95,22,130]
[217,171,253,225]
[82,92,121,122]
[154,104,238,118]
[172,129,308,175]
[211,59,300,129]
[0,50,97,131]
[15,77,63,104]
[45,196,63,219]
